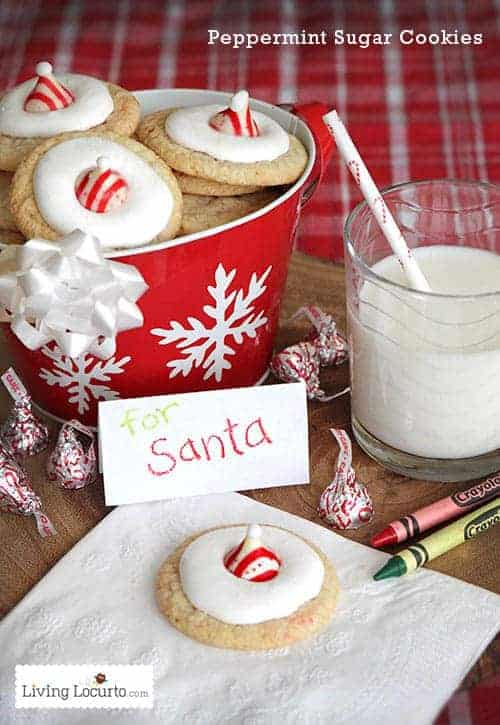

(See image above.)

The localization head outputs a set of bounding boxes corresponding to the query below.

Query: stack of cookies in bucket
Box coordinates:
[0,62,308,250]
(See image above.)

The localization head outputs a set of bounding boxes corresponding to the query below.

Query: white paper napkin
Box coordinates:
[1,492,499,725]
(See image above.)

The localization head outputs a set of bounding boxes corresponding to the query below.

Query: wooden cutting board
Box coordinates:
[0,252,497,687]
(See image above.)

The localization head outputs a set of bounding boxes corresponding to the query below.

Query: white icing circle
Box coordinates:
[179,525,325,625]
[0,74,113,138]
[165,105,290,163]
[33,137,173,249]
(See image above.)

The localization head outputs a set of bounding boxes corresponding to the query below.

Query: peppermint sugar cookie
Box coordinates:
[0,61,140,171]
[0,229,25,245]
[174,170,262,197]
[137,90,308,187]
[0,171,17,231]
[0,171,25,244]
[156,524,339,650]
[0,243,19,274]
[181,188,281,234]
[10,131,182,249]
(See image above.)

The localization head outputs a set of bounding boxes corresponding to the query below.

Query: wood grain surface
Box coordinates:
[0,252,498,687]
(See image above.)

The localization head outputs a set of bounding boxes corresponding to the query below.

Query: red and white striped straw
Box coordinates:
[323,110,431,293]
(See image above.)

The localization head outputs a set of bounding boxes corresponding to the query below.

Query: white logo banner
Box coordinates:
[15,665,153,709]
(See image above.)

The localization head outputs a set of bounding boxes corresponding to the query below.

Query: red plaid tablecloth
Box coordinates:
[1,0,499,261]
[0,1,498,722]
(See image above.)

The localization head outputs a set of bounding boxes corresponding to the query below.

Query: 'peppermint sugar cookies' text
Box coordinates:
[207,28,483,49]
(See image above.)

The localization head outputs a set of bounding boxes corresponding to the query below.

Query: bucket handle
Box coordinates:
[286,102,335,207]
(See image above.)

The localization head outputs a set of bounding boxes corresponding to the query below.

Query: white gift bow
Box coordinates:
[0,229,148,359]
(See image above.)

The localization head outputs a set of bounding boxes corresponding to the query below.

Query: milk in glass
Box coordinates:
[349,245,500,459]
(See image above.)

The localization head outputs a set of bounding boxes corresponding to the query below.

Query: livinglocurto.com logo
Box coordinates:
[15,665,153,709]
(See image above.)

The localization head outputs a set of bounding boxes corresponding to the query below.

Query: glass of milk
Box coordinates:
[345,179,500,481]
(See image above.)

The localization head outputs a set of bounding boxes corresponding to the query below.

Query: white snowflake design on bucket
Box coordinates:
[151,263,272,382]
[39,345,130,414]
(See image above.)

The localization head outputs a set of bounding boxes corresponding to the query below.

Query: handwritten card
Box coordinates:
[98,383,309,505]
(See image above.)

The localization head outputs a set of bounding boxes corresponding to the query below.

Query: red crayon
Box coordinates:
[371,474,500,548]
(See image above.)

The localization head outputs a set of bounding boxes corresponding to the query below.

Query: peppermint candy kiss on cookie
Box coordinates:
[158,91,293,165]
[75,156,129,213]
[24,61,75,113]
[174,524,331,632]
[224,524,281,582]
[209,90,259,138]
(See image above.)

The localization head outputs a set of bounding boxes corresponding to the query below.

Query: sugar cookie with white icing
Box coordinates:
[181,189,281,235]
[0,62,140,171]
[156,524,339,650]
[137,91,308,187]
[10,131,182,249]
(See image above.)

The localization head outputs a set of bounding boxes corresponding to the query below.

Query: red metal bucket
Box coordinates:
[3,89,333,426]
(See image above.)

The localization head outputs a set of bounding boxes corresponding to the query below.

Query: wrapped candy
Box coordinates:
[292,306,349,367]
[47,420,97,490]
[0,229,148,360]
[0,394,49,458]
[0,439,55,537]
[270,341,328,401]
[0,368,49,458]
[318,428,374,530]
[224,524,281,582]
[270,306,349,401]
[270,342,349,402]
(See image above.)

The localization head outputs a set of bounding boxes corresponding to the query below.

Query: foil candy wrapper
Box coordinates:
[270,306,349,401]
[47,420,97,490]
[318,428,374,530]
[269,341,335,402]
[292,306,349,367]
[0,394,49,458]
[0,438,55,536]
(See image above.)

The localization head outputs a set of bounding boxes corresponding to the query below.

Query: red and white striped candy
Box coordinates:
[75,156,129,213]
[24,61,75,113]
[0,439,55,537]
[318,429,374,530]
[209,90,259,137]
[224,524,280,582]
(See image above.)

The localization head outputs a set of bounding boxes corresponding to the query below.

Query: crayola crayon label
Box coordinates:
[452,475,500,507]
[464,504,500,539]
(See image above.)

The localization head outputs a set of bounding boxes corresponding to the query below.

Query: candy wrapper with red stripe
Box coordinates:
[270,342,332,401]
[292,306,349,367]
[0,438,55,537]
[0,394,49,458]
[318,428,374,530]
[270,306,349,401]
[47,420,97,490]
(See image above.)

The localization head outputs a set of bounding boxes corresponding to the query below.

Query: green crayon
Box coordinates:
[374,497,500,580]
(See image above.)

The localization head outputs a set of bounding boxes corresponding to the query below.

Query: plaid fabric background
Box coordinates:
[0,1,498,722]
